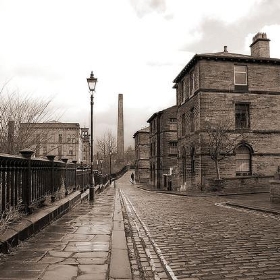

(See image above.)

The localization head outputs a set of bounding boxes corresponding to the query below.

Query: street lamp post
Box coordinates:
[87,71,98,202]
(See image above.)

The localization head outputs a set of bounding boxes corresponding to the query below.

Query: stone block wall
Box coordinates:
[270,181,280,203]
[148,105,178,189]
[217,176,271,193]
[199,60,280,92]
[175,56,280,191]
[134,127,150,184]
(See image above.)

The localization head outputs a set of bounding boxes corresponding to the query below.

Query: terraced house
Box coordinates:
[133,127,150,183]
[173,32,280,191]
[147,105,178,190]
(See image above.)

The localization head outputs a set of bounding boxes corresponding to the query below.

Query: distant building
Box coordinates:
[147,105,178,189]
[20,122,89,163]
[173,32,280,191]
[81,127,90,164]
[133,127,150,183]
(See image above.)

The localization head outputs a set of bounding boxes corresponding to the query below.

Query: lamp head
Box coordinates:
[87,71,98,92]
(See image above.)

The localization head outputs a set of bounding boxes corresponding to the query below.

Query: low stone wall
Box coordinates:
[270,180,280,203]
[207,176,272,193]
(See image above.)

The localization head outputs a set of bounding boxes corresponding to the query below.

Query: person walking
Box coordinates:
[130,172,135,184]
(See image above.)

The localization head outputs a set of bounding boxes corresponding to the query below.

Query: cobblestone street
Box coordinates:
[1,172,280,280]
[118,173,280,280]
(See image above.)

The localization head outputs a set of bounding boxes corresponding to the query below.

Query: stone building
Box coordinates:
[173,32,280,191]
[147,105,178,189]
[20,122,90,163]
[81,127,90,164]
[133,127,150,183]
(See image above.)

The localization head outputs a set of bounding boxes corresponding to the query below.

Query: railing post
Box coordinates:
[20,149,34,214]
[81,161,84,193]
[1,159,7,213]
[72,160,77,191]
[61,157,68,196]
[47,155,56,202]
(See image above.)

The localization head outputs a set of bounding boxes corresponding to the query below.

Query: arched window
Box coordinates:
[235,145,252,176]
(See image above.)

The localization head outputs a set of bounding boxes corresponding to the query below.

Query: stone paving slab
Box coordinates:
[109,189,132,279]
[0,184,133,280]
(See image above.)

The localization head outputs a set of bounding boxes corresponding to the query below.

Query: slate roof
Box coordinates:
[173,51,280,83]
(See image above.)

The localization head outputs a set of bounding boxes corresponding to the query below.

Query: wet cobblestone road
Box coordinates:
[118,174,280,280]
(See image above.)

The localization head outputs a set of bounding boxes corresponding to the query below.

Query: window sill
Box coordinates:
[234,85,248,91]
[168,153,178,157]
[236,173,251,177]
[235,128,250,131]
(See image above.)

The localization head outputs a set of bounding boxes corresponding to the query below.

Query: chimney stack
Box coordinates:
[117,94,124,162]
[250,32,270,58]
[224,46,228,52]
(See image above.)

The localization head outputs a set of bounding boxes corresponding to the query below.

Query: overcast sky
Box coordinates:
[1,0,280,148]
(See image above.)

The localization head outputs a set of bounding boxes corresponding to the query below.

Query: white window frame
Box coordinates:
[235,145,251,176]
[234,65,247,86]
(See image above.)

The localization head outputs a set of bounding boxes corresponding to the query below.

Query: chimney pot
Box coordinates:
[250,32,270,58]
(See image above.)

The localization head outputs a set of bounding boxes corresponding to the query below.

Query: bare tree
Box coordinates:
[204,120,244,179]
[0,86,58,154]
[95,130,117,173]
[124,145,135,165]
[96,130,117,158]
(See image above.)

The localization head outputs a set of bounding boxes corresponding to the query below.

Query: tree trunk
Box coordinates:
[215,160,221,179]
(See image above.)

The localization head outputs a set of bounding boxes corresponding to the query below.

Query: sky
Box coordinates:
[1,0,280,148]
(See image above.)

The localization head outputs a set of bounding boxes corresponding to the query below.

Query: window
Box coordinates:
[58,146,62,156]
[59,134,62,143]
[190,107,195,132]
[181,114,186,136]
[181,80,185,102]
[69,146,73,155]
[42,134,48,144]
[190,71,195,96]
[169,118,177,130]
[43,146,47,156]
[234,65,247,86]
[36,134,41,144]
[51,145,56,154]
[235,145,251,176]
[169,142,177,155]
[190,147,195,173]
[235,103,250,129]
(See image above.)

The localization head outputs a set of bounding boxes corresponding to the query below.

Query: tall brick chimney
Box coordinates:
[250,32,270,58]
[117,93,124,162]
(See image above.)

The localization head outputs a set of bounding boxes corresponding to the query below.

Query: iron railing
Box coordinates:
[0,151,111,215]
